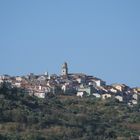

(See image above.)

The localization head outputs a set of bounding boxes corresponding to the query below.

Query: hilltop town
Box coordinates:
[0,62,140,106]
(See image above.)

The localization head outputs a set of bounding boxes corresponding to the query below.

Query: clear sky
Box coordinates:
[0,0,140,87]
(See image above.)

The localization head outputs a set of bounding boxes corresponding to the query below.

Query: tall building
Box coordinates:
[61,62,68,76]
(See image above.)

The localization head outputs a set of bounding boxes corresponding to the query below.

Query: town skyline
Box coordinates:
[0,60,140,87]
[0,62,139,89]
[0,1,140,87]
[0,62,139,106]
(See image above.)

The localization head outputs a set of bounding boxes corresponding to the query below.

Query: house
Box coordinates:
[133,87,140,94]
[0,79,3,84]
[115,95,123,102]
[133,94,138,100]
[92,93,101,98]
[62,83,76,95]
[102,93,112,99]
[94,80,103,87]
[34,85,51,93]
[76,77,85,84]
[98,86,108,92]
[15,76,22,82]
[111,84,130,92]
[0,75,11,80]
[131,100,138,105]
[37,76,46,82]
[88,82,96,87]
[34,92,46,98]
[68,73,87,83]
[91,78,106,87]
[137,88,140,93]
[128,100,138,105]
[77,85,93,96]
[13,82,21,88]
[109,88,118,93]
[62,84,68,93]
[77,91,86,98]
[111,84,125,92]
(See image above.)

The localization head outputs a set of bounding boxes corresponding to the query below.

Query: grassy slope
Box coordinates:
[0,88,140,140]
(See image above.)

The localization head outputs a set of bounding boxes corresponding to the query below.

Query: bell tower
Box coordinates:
[61,62,68,76]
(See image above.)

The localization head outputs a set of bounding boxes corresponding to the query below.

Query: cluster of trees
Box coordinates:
[0,82,140,140]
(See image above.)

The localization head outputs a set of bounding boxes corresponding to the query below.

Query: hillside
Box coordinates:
[0,84,140,140]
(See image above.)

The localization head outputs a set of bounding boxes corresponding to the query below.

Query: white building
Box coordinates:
[0,79,3,84]
[34,92,46,98]
[102,93,112,100]
[77,91,85,98]
[93,93,101,98]
[110,88,118,93]
[115,95,123,102]
[15,77,22,82]
[91,78,106,87]
[132,94,138,100]
[13,82,21,88]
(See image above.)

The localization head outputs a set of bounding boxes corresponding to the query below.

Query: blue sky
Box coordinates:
[0,0,140,87]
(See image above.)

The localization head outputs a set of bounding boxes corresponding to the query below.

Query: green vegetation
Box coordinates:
[0,83,140,140]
